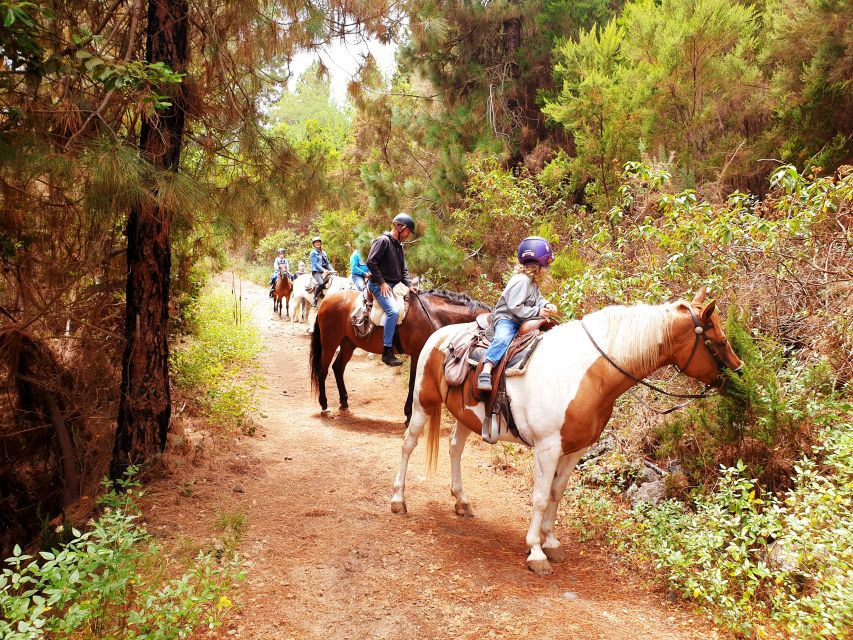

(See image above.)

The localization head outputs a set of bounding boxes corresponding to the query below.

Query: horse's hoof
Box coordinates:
[527,557,553,576]
[391,500,407,515]
[454,502,474,517]
[339,404,349,412]
[543,545,567,563]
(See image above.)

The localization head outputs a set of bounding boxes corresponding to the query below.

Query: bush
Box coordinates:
[564,410,853,639]
[172,286,261,431]
[0,469,243,640]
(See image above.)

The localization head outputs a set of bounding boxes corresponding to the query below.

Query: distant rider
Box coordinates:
[350,247,370,292]
[269,248,290,297]
[309,236,334,305]
[366,213,418,367]
[477,236,558,391]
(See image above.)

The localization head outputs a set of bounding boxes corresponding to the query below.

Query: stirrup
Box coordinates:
[477,372,492,392]
[481,413,500,444]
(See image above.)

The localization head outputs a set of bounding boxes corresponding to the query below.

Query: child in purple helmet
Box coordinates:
[477,236,558,391]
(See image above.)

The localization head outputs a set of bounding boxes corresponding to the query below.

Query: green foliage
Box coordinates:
[74,51,184,113]
[0,469,242,640]
[765,0,853,172]
[566,415,853,638]
[255,229,310,274]
[171,286,262,431]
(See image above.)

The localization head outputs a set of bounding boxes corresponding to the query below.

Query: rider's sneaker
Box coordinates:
[269,289,274,298]
[477,372,492,392]
[382,347,403,367]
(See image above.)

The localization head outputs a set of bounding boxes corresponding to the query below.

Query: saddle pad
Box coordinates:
[504,334,544,376]
[369,282,410,326]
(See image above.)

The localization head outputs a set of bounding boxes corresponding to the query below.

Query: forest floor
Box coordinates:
[142,278,727,640]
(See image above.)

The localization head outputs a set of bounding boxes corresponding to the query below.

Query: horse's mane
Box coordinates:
[578,303,674,373]
[422,289,492,313]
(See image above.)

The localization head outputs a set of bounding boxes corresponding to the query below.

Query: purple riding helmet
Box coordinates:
[517,236,555,267]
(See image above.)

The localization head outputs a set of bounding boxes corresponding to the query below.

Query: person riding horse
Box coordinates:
[366,213,418,367]
[477,236,559,391]
[309,236,335,306]
[350,247,370,292]
[269,247,290,298]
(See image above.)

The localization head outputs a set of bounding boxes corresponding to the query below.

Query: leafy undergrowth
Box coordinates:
[0,470,244,640]
[563,411,852,639]
[172,284,262,433]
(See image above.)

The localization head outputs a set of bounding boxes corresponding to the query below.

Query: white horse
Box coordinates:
[290,273,354,333]
[390,289,742,575]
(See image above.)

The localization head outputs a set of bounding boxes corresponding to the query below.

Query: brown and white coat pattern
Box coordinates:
[391,289,742,575]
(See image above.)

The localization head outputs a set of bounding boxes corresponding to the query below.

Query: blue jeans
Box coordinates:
[484,319,521,365]
[352,274,366,291]
[368,281,399,347]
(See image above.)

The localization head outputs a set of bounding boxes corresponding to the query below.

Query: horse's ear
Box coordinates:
[691,287,708,305]
[700,299,717,321]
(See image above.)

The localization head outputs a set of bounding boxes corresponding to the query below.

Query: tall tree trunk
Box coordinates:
[111,0,188,477]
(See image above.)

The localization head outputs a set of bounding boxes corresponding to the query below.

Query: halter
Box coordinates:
[580,305,737,414]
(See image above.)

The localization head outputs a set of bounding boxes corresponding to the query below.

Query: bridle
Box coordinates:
[580,304,740,414]
[413,292,439,331]
[677,305,738,375]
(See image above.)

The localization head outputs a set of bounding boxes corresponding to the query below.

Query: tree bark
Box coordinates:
[111,0,188,477]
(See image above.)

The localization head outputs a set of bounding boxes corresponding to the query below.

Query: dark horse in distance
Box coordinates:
[309,289,490,422]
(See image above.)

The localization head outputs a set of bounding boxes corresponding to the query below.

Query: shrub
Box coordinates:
[0,469,243,640]
[172,286,261,431]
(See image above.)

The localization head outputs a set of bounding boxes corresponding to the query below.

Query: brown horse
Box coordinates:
[309,289,491,421]
[273,265,292,318]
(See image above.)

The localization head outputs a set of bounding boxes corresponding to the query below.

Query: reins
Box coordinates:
[413,292,439,331]
[580,315,717,415]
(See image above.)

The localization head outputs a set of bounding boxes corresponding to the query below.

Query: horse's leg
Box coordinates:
[525,436,562,575]
[540,447,587,563]
[284,294,291,319]
[404,355,417,425]
[449,421,473,517]
[331,339,355,410]
[391,400,432,515]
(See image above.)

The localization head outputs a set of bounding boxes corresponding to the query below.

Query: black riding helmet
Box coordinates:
[392,213,415,233]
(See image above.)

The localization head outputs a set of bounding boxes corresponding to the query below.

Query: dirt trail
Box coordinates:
[145,280,724,640]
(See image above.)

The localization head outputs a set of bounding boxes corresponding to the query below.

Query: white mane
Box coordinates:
[575,303,674,374]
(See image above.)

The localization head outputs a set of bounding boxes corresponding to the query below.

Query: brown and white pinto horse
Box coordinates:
[391,289,742,575]
[309,289,490,421]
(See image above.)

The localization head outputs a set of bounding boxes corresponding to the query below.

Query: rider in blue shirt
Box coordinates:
[309,236,334,305]
[349,248,370,291]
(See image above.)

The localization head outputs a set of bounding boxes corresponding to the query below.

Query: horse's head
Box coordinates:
[670,287,742,387]
[278,263,289,276]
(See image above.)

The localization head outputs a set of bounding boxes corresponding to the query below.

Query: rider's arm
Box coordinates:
[366,236,387,284]
[503,276,543,321]
[401,259,412,288]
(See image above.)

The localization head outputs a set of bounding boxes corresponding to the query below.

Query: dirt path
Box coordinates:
[145,280,724,640]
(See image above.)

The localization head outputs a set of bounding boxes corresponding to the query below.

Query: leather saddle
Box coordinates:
[456,314,557,443]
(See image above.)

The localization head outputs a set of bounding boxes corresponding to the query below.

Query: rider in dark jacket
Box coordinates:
[366,213,418,366]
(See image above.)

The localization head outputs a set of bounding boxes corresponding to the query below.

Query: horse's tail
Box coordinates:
[309,317,323,395]
[424,406,441,475]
